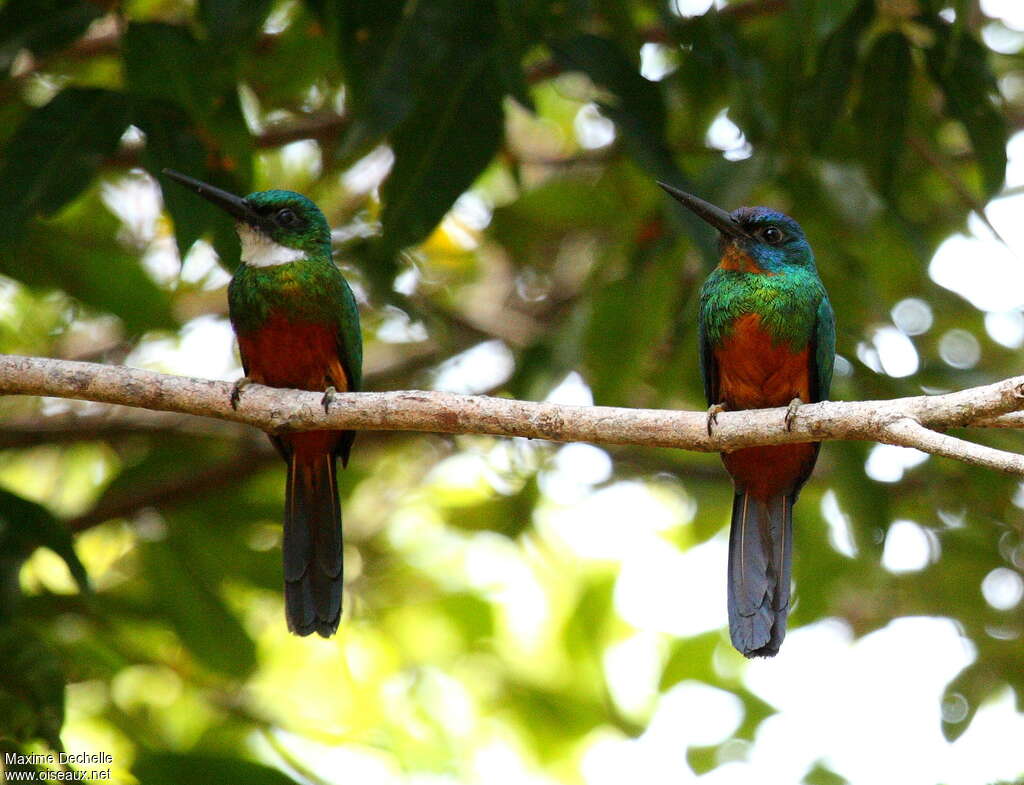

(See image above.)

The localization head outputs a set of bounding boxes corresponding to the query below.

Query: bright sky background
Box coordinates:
[76,1,1024,782]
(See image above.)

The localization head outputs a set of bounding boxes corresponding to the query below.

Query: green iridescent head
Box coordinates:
[162,170,331,264]
[242,189,331,255]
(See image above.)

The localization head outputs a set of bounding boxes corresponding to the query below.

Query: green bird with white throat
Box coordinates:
[164,169,363,638]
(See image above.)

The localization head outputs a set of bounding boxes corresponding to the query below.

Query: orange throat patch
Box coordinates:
[719,243,769,274]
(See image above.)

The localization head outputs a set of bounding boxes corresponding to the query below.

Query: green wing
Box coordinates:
[810,295,836,402]
[331,269,363,394]
[698,279,719,406]
[330,265,363,467]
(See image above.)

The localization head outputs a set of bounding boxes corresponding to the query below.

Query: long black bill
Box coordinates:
[162,169,261,225]
[656,181,753,241]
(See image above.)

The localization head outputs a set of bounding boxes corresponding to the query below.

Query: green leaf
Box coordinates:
[241,5,338,108]
[551,34,674,178]
[550,35,716,260]
[307,0,405,104]
[800,0,874,148]
[123,23,213,117]
[198,0,275,54]
[123,23,253,263]
[134,101,213,256]
[97,437,233,503]
[437,592,494,645]
[659,631,721,691]
[8,197,176,334]
[140,529,257,678]
[339,0,495,160]
[804,760,850,785]
[122,20,254,262]
[562,575,615,657]
[0,623,65,748]
[797,0,863,40]
[202,88,255,188]
[0,0,102,73]
[489,174,628,253]
[940,661,990,742]
[855,32,912,197]
[938,614,1024,742]
[583,243,683,405]
[439,480,537,538]
[686,745,717,775]
[828,443,887,560]
[922,16,1007,197]
[134,753,301,785]
[496,0,534,110]
[670,13,746,133]
[137,103,252,267]
[374,51,505,284]
[502,679,612,761]
[732,685,777,741]
[0,88,132,240]
[0,489,89,594]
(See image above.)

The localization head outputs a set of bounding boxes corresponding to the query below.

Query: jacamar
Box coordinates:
[164,170,362,638]
[659,183,835,658]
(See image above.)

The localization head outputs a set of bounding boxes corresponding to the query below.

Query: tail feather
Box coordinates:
[727,491,793,658]
[284,448,343,637]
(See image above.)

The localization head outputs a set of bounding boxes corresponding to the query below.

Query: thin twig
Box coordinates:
[908,134,1012,249]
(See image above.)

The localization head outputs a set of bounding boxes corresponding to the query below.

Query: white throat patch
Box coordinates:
[237,224,305,268]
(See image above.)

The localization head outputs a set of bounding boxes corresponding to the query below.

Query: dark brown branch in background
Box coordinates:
[256,111,351,149]
[66,450,277,533]
[0,408,254,449]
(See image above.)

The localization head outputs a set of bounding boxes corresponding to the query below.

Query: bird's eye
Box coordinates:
[761,226,785,245]
[276,208,299,227]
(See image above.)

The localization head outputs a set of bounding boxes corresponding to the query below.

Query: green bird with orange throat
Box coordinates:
[165,170,362,638]
[659,183,835,658]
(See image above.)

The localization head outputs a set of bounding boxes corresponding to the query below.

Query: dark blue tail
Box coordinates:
[727,491,793,658]
[283,448,343,637]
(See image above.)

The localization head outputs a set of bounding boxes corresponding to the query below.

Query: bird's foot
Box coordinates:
[321,385,337,414]
[706,403,727,436]
[231,377,254,410]
[784,397,803,431]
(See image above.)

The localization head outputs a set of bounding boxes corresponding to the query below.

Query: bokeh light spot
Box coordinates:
[882,520,934,574]
[891,298,934,336]
[939,329,981,369]
[981,567,1024,610]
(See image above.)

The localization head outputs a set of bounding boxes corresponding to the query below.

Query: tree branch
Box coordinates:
[880,416,1024,475]
[2,354,1024,474]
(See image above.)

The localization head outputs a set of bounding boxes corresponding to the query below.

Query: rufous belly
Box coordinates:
[236,311,349,454]
[236,312,348,393]
[714,312,817,498]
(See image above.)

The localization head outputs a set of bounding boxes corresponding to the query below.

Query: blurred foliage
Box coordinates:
[0,0,1022,782]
